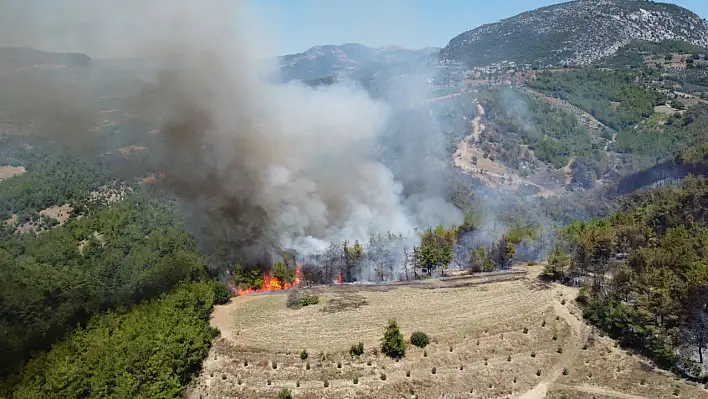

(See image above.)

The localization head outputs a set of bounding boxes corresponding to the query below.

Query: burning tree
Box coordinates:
[343,240,363,282]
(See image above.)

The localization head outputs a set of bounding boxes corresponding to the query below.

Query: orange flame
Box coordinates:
[235,265,303,296]
[337,272,343,284]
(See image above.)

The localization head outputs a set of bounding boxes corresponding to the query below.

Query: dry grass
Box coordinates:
[188,274,575,398]
[228,280,551,354]
[186,269,707,399]
[562,333,708,399]
[654,105,679,115]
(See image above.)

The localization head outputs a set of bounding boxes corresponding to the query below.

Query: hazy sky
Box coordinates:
[249,0,708,55]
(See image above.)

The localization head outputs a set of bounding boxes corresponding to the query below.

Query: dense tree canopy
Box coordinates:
[0,194,208,378]
[5,282,219,399]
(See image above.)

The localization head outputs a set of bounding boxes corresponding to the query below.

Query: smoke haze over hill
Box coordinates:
[1,0,462,265]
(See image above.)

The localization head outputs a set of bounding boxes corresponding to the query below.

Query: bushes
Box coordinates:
[277,389,292,399]
[212,281,233,305]
[381,319,406,359]
[410,331,430,348]
[349,342,364,357]
[286,290,319,309]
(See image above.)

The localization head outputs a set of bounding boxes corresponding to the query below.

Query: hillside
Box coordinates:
[3,1,708,397]
[0,47,91,73]
[440,0,708,70]
[279,43,438,81]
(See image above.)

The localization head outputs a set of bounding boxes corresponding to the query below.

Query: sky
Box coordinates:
[249,0,708,55]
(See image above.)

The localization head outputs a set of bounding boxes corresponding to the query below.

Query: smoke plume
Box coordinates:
[1,1,462,266]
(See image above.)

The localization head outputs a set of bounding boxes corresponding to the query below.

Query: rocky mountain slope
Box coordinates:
[440,0,708,69]
[279,43,438,81]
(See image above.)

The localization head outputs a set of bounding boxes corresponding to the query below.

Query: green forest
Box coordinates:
[528,68,665,131]
[478,87,600,168]
[0,193,211,385]
[547,169,708,378]
[8,282,220,399]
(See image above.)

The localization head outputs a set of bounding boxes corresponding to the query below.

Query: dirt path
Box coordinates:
[452,101,559,197]
[210,295,259,342]
[553,383,650,399]
[518,285,587,399]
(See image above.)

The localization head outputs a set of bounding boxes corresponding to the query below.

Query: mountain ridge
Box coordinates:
[279,43,439,81]
[440,0,708,70]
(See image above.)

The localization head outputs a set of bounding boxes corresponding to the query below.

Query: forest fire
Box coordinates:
[337,272,343,284]
[232,265,303,296]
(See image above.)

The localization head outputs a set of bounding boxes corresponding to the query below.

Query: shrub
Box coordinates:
[287,290,319,309]
[306,362,310,370]
[272,361,277,369]
[380,373,387,381]
[267,379,272,385]
[562,367,568,375]
[300,349,308,360]
[552,333,558,340]
[353,377,358,384]
[449,346,454,352]
[366,360,372,366]
[410,331,429,348]
[349,342,364,357]
[542,320,546,327]
[557,346,563,354]
[337,361,342,369]
[582,343,588,350]
[431,366,437,374]
[459,365,464,370]
[381,319,405,359]
[531,351,536,358]
[296,381,300,387]
[640,377,647,385]
[523,327,529,334]
[406,370,411,377]
[507,355,512,362]
[423,350,427,357]
[244,359,249,367]
[536,369,542,376]
[212,281,233,304]
[323,380,329,388]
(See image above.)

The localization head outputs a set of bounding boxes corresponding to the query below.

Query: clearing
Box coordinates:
[187,266,706,398]
[0,165,25,181]
[39,204,73,225]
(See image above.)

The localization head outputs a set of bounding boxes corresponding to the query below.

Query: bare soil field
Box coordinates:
[0,165,25,180]
[117,145,147,156]
[186,266,705,398]
[39,204,72,225]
